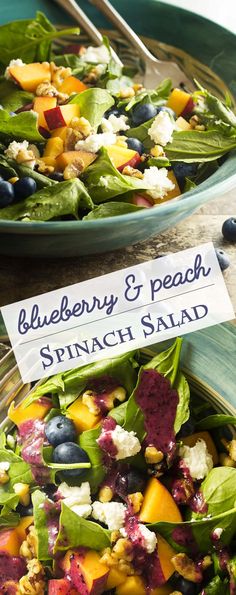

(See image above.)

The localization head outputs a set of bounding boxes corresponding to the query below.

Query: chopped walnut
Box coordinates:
[189,114,205,130]
[119,87,135,99]
[35,81,58,97]
[20,526,37,561]
[128,492,143,514]
[64,128,83,151]
[113,538,133,562]
[145,446,164,464]
[63,158,85,179]
[0,470,9,484]
[82,390,101,415]
[150,145,165,157]
[36,159,54,175]
[70,116,92,138]
[99,485,113,503]
[122,165,143,179]
[50,61,72,88]
[18,558,46,594]
[219,453,236,467]
[228,439,236,461]
[83,68,100,84]
[171,553,202,582]
[133,83,144,92]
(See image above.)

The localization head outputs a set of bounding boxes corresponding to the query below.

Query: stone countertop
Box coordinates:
[0,190,236,313]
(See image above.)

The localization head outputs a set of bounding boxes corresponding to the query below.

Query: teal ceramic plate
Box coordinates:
[0,314,235,413]
[0,0,236,256]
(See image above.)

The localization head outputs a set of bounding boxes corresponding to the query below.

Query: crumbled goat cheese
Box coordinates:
[101,114,130,134]
[92,501,126,530]
[142,166,174,200]
[138,524,157,553]
[75,132,116,153]
[148,111,175,146]
[58,481,92,518]
[120,524,157,553]
[81,44,110,64]
[179,439,213,480]
[0,462,10,471]
[111,425,141,461]
[5,58,25,81]
[5,140,29,160]
[213,528,223,540]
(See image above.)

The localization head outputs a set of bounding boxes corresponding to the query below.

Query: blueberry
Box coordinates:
[0,180,15,207]
[215,248,230,271]
[45,415,76,447]
[13,177,37,201]
[49,172,64,182]
[16,502,33,517]
[126,137,145,155]
[132,103,158,126]
[156,106,176,119]
[53,442,90,478]
[222,217,236,242]
[105,108,121,118]
[172,162,198,191]
[173,577,198,595]
[116,469,146,497]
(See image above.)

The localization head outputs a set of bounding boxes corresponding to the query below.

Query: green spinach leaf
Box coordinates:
[0,178,93,221]
[82,147,153,203]
[69,88,114,129]
[0,510,20,528]
[54,502,111,554]
[196,414,236,430]
[204,576,229,595]
[79,426,105,493]
[125,117,155,150]
[0,448,33,486]
[0,109,43,142]
[0,154,17,179]
[32,490,52,561]
[0,492,19,510]
[0,12,80,66]
[149,507,236,554]
[83,201,144,219]
[165,130,236,162]
[192,467,236,518]
[24,351,138,408]
[12,162,57,188]
[0,79,33,112]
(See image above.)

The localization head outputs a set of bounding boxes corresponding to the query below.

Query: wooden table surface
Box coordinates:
[0,190,236,315]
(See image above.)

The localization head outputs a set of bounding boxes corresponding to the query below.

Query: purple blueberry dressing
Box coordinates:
[88,376,120,415]
[18,418,51,485]
[0,552,26,585]
[97,418,117,464]
[47,517,59,555]
[172,526,197,553]
[189,490,208,515]
[124,511,165,589]
[135,369,179,461]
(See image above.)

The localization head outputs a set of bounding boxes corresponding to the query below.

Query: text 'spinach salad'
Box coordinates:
[0,14,236,221]
[0,340,236,593]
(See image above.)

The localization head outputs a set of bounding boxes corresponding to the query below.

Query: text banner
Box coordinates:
[1,243,234,382]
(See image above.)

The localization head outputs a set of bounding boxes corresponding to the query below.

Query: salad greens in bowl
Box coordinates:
[0,335,235,594]
[0,2,236,255]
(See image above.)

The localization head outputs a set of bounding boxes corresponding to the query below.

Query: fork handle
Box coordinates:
[90,0,157,63]
[53,0,123,65]
[53,0,103,45]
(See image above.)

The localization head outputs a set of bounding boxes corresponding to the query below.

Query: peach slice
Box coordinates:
[59,76,88,95]
[139,477,182,523]
[9,62,51,92]
[8,397,52,427]
[166,88,192,117]
[0,528,21,556]
[55,150,96,172]
[106,145,141,171]
[44,104,80,130]
[16,516,34,543]
[67,398,102,433]
[33,96,57,130]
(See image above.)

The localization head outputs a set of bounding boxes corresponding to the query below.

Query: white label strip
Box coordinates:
[1,242,234,382]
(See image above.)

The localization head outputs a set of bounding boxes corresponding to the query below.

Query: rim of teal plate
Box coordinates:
[0,0,236,233]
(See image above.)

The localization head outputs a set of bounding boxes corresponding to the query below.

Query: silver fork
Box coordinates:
[53,0,192,88]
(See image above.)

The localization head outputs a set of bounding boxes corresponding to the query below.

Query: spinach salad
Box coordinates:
[0,13,236,222]
[0,339,235,593]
